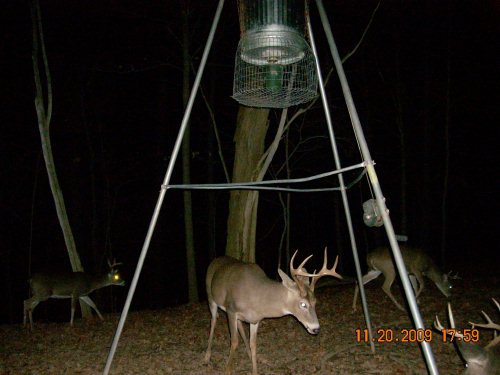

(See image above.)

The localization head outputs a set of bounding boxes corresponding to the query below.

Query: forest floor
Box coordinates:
[1,265,498,375]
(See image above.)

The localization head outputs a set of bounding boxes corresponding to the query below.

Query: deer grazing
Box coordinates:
[434,300,500,374]
[23,259,125,329]
[204,248,342,375]
[352,246,453,311]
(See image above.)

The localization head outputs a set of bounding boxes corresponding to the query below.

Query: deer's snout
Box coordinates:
[307,326,320,335]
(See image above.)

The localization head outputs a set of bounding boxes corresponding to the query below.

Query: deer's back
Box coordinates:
[30,272,93,297]
[206,256,270,310]
[367,246,433,273]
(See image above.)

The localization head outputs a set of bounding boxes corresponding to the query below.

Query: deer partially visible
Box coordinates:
[204,248,342,375]
[434,300,500,374]
[352,246,453,311]
[23,259,125,329]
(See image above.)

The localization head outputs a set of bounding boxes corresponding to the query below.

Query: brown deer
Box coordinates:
[23,259,125,329]
[352,246,453,311]
[434,300,500,374]
[204,248,342,375]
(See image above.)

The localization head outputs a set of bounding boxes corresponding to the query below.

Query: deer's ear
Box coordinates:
[278,269,296,290]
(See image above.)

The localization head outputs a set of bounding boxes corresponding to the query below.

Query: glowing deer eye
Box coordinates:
[299,302,308,310]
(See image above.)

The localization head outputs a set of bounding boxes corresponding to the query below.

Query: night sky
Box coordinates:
[2,1,499,325]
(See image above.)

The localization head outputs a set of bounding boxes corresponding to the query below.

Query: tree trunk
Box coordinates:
[224,7,377,264]
[181,0,198,303]
[225,107,269,262]
[395,74,407,236]
[30,0,91,319]
[421,0,433,249]
[207,66,217,261]
[440,1,452,264]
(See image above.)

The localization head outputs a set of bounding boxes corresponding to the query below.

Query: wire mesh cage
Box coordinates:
[233,0,318,108]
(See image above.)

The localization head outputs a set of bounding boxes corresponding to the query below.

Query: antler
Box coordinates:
[433,314,445,331]
[435,300,500,350]
[469,298,500,349]
[108,258,123,269]
[434,303,465,339]
[290,247,342,292]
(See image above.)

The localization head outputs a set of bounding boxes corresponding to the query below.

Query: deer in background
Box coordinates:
[434,300,500,374]
[352,246,453,311]
[23,259,125,330]
[204,248,342,375]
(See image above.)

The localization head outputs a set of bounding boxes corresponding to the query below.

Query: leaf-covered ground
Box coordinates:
[1,268,498,374]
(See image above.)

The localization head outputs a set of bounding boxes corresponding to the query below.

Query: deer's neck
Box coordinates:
[86,273,110,292]
[236,279,290,323]
[423,261,443,282]
[265,281,292,316]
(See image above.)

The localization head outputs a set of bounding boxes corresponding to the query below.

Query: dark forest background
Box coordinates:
[1,0,498,324]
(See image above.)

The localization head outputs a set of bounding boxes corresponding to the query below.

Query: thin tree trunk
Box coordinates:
[440,0,452,264]
[80,83,99,269]
[284,129,292,269]
[207,66,217,261]
[421,0,433,248]
[225,3,379,265]
[30,0,91,319]
[226,107,269,262]
[181,0,198,302]
[226,108,289,263]
[395,79,407,235]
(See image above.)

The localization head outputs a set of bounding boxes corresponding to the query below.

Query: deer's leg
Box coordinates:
[23,298,31,327]
[352,285,359,311]
[409,275,418,294]
[226,311,239,375]
[363,269,383,285]
[80,296,104,320]
[204,300,218,363]
[237,320,251,359]
[28,308,34,330]
[249,322,260,375]
[381,275,405,311]
[352,270,382,311]
[412,272,425,299]
[23,298,39,330]
[71,296,77,325]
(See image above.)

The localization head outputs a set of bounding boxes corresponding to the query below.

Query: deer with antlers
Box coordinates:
[23,259,125,329]
[434,299,500,374]
[352,246,454,311]
[204,248,342,375]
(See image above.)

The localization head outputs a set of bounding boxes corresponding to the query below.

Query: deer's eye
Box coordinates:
[299,301,308,310]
